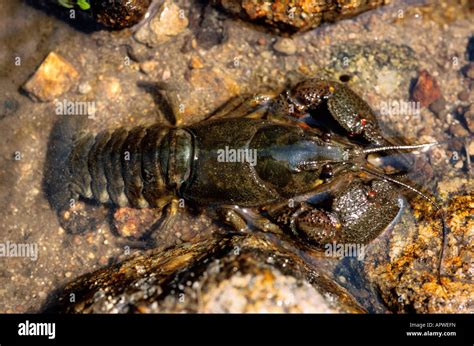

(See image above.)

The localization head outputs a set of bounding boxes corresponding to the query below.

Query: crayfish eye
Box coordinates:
[320,164,334,180]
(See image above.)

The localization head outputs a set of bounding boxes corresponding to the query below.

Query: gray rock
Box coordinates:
[134,0,189,47]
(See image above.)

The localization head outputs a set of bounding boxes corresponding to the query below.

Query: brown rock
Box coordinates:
[411,70,442,107]
[457,90,470,102]
[189,56,204,69]
[213,0,388,34]
[449,123,469,137]
[139,60,159,75]
[23,52,79,102]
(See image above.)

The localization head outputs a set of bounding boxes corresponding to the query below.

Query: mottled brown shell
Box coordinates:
[93,0,151,29]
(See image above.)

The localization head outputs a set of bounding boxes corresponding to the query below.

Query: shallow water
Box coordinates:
[0,0,472,313]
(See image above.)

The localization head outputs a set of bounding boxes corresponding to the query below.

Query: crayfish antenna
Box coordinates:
[359,165,447,285]
[362,142,439,155]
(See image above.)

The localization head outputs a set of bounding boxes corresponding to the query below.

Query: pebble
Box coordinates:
[273,38,297,55]
[448,123,469,137]
[411,69,442,107]
[162,69,171,80]
[469,80,474,90]
[189,56,204,69]
[134,0,188,47]
[428,97,447,118]
[127,43,155,62]
[450,138,464,152]
[261,51,272,60]
[139,60,159,75]
[458,90,470,102]
[113,207,162,239]
[78,82,92,95]
[23,52,79,102]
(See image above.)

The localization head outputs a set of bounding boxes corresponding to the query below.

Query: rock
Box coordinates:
[273,38,297,55]
[127,42,155,62]
[366,194,474,313]
[113,208,162,239]
[189,56,204,69]
[44,234,367,313]
[428,97,447,118]
[139,60,159,75]
[195,4,228,49]
[78,82,92,95]
[458,90,470,102]
[329,43,417,97]
[214,0,389,34]
[411,70,442,107]
[23,52,79,102]
[449,123,469,137]
[134,0,188,47]
[449,138,465,153]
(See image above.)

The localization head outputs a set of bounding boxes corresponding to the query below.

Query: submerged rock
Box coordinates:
[134,0,189,47]
[45,234,367,313]
[411,70,442,108]
[22,52,79,102]
[366,192,474,313]
[213,0,388,34]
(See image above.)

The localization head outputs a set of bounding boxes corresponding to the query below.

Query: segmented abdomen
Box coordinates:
[67,125,171,208]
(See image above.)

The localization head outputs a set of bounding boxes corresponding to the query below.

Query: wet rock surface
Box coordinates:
[134,0,189,47]
[45,234,369,313]
[0,0,472,313]
[213,0,389,34]
[366,192,474,313]
[23,52,80,102]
